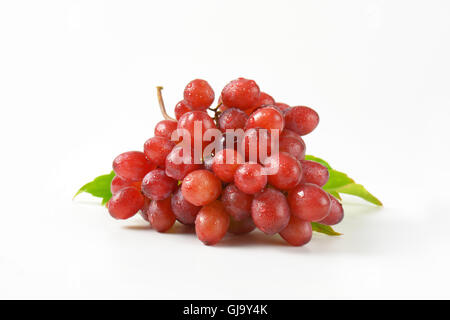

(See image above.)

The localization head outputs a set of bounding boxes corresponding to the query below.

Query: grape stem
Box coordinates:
[156,86,176,121]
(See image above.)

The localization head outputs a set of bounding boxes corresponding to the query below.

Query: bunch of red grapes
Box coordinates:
[107,78,344,246]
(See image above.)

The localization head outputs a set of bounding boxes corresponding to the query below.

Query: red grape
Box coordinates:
[221,184,253,221]
[139,197,151,222]
[228,216,255,235]
[212,148,243,183]
[182,169,222,206]
[284,106,319,136]
[257,92,275,107]
[279,135,306,161]
[143,136,175,168]
[218,108,248,132]
[300,160,329,187]
[113,151,155,182]
[263,152,302,190]
[174,100,192,120]
[280,128,302,141]
[110,175,141,194]
[154,120,178,140]
[141,169,177,200]
[234,163,267,194]
[177,111,216,146]
[195,200,230,245]
[147,197,176,232]
[287,183,331,221]
[221,78,260,110]
[251,188,290,235]
[108,187,144,220]
[279,216,312,246]
[245,106,284,133]
[171,187,201,224]
[165,145,203,181]
[184,79,215,110]
[318,195,344,225]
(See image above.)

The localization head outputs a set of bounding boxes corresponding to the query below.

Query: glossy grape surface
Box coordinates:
[147,197,176,232]
[184,79,215,110]
[113,151,155,182]
[318,194,344,225]
[108,187,144,220]
[182,170,222,206]
[234,163,267,194]
[221,78,260,110]
[279,215,312,246]
[171,187,201,225]
[263,152,302,191]
[141,169,177,200]
[251,188,290,235]
[284,106,319,136]
[221,184,253,221]
[195,200,230,245]
[287,183,331,222]
[143,136,175,168]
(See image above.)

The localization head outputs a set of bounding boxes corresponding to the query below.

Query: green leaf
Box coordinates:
[304,155,332,169]
[305,155,382,206]
[311,223,342,236]
[74,171,115,205]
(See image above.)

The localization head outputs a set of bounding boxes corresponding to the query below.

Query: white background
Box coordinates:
[1,0,450,299]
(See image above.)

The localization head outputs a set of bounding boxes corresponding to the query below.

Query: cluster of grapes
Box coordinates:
[107,78,344,246]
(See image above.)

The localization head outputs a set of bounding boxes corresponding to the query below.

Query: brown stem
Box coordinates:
[156,86,176,121]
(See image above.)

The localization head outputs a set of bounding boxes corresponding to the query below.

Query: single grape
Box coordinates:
[245,106,284,133]
[221,78,260,110]
[300,160,329,187]
[287,183,331,221]
[279,216,312,246]
[174,100,192,120]
[113,151,155,182]
[228,216,255,235]
[218,108,248,132]
[143,136,175,168]
[181,169,222,206]
[284,106,319,136]
[141,169,177,200]
[110,175,141,194]
[195,200,230,245]
[177,111,216,147]
[212,148,243,183]
[280,128,302,141]
[241,128,273,163]
[263,152,302,191]
[171,187,201,224]
[279,135,306,161]
[221,184,253,221]
[318,194,344,225]
[274,102,290,111]
[147,197,176,232]
[108,187,144,220]
[154,120,178,141]
[219,131,240,151]
[251,188,290,235]
[165,145,203,180]
[234,163,267,194]
[183,79,215,110]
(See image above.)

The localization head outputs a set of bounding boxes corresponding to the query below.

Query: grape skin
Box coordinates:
[284,106,320,136]
[195,200,230,245]
[113,151,155,182]
[263,152,302,191]
[110,175,141,194]
[171,187,201,225]
[221,78,260,110]
[245,106,284,133]
[184,79,215,110]
[177,111,216,146]
[318,194,344,225]
[108,187,144,220]
[141,169,177,200]
[147,197,176,232]
[279,135,306,161]
[300,160,329,187]
[143,136,175,168]
[221,184,253,221]
[181,170,222,206]
[154,120,178,140]
[279,216,312,246]
[241,128,273,163]
[251,188,290,235]
[287,183,331,222]
[174,100,192,120]
[218,108,248,132]
[234,163,267,195]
